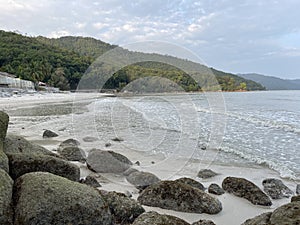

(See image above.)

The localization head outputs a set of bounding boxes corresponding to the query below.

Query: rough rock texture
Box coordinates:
[123,168,139,176]
[58,138,80,150]
[197,169,218,179]
[80,175,101,188]
[126,171,160,190]
[269,202,300,225]
[241,212,272,225]
[262,178,293,199]
[291,195,300,202]
[208,183,225,195]
[175,177,205,191]
[4,135,57,157]
[222,177,272,206]
[0,144,9,173]
[0,169,13,225]
[42,129,58,138]
[101,191,145,224]
[7,153,80,181]
[192,219,216,225]
[13,172,112,225]
[138,180,222,214]
[132,211,190,225]
[296,184,300,195]
[87,149,132,173]
[0,111,9,142]
[57,146,86,162]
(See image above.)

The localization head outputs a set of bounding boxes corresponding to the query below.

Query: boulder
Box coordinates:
[57,146,86,162]
[0,169,13,225]
[13,172,112,225]
[197,169,218,179]
[123,168,139,176]
[7,153,80,181]
[4,135,57,157]
[208,183,225,195]
[291,195,300,202]
[126,171,160,190]
[87,149,132,173]
[269,201,300,224]
[80,175,101,188]
[192,219,216,225]
[222,177,272,206]
[101,191,145,224]
[83,136,98,142]
[0,111,9,142]
[296,184,300,195]
[262,178,293,199]
[42,129,58,138]
[138,180,222,214]
[241,212,272,225]
[132,211,190,225]
[0,144,9,173]
[175,177,205,191]
[58,138,80,150]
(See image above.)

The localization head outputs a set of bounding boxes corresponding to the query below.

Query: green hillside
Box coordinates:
[0,30,265,91]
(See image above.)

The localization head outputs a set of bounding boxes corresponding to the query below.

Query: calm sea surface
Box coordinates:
[81,90,300,180]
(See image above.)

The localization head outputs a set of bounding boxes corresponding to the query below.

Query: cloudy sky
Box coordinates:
[0,0,299,79]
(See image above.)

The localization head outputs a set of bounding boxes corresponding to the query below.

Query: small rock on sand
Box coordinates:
[197,169,218,179]
[42,130,58,138]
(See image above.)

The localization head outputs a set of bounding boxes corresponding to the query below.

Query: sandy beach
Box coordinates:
[1,92,298,225]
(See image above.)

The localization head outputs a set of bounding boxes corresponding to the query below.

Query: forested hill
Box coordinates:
[0,30,265,91]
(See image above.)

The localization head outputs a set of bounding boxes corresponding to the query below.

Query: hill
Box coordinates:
[239,73,300,90]
[0,30,265,91]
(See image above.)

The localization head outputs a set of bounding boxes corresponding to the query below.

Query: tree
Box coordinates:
[49,68,70,91]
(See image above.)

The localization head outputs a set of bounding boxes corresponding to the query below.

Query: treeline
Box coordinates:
[0,30,265,91]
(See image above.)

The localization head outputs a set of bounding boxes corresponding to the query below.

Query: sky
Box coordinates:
[0,0,300,79]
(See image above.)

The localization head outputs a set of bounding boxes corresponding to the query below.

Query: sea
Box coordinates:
[72,90,300,180]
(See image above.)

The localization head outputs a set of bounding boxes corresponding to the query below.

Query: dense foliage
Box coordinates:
[0,30,265,91]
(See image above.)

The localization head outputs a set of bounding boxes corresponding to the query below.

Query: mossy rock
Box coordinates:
[0,169,13,225]
[132,211,190,225]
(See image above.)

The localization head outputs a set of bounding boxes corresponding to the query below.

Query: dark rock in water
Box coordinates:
[138,180,222,214]
[58,138,80,150]
[197,169,219,179]
[0,111,9,142]
[42,129,58,138]
[123,168,139,176]
[101,191,145,224]
[291,195,300,202]
[87,149,132,173]
[208,183,225,195]
[80,175,101,188]
[192,219,216,225]
[7,153,80,181]
[112,137,124,142]
[57,146,86,162]
[105,143,112,147]
[175,177,205,191]
[269,201,300,224]
[132,211,190,225]
[241,212,272,225]
[4,135,57,157]
[135,161,140,166]
[222,176,272,206]
[296,184,300,195]
[13,172,112,225]
[126,171,160,190]
[262,178,293,199]
[83,136,98,142]
[0,169,13,225]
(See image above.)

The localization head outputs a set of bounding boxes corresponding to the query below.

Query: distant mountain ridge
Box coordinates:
[239,73,300,90]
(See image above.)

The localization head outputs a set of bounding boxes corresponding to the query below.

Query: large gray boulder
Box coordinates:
[4,135,57,157]
[269,201,300,224]
[57,146,86,162]
[0,169,13,225]
[101,191,145,224]
[138,180,222,214]
[192,219,216,225]
[241,212,272,225]
[7,153,80,181]
[291,195,300,202]
[132,211,190,225]
[222,177,272,206]
[0,111,9,142]
[13,172,112,225]
[87,149,132,173]
[262,178,293,199]
[58,138,80,150]
[126,171,160,190]
[175,177,205,191]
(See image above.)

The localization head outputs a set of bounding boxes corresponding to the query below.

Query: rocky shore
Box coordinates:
[1,108,300,224]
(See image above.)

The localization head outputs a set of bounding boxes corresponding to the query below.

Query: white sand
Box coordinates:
[1,92,298,225]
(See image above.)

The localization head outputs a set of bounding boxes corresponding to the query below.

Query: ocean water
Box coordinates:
[74,90,300,180]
